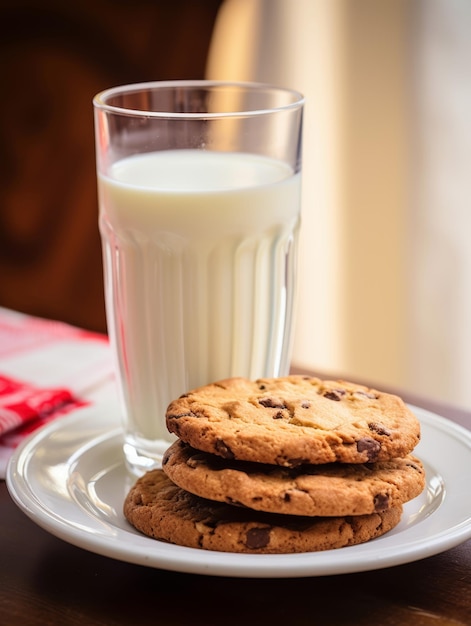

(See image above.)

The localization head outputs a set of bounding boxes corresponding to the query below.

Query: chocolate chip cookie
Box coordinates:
[124,469,403,554]
[162,440,425,517]
[166,375,421,466]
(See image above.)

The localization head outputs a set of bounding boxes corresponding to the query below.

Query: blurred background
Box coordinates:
[0,0,222,333]
[1,0,470,410]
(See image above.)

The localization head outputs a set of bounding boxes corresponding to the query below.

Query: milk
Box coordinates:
[98,149,301,463]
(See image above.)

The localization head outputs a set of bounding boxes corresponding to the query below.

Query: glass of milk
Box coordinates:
[93,81,304,475]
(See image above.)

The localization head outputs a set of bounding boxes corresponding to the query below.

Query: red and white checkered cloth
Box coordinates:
[0,307,114,478]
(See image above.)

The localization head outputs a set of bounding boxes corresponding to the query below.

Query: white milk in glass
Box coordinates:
[98,149,301,460]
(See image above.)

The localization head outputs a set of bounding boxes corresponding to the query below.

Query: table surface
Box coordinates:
[1,372,471,626]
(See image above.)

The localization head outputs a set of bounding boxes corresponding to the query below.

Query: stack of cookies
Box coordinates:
[124,375,425,554]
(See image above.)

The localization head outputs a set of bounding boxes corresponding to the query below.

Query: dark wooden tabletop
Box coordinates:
[1,374,470,626]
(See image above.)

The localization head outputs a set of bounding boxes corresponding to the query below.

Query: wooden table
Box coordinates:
[1,376,470,626]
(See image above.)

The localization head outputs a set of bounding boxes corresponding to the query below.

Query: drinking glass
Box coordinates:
[93,80,304,475]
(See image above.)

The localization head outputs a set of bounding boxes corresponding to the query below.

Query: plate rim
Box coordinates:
[6,402,471,578]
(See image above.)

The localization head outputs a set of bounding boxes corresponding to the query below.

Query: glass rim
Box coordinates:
[93,79,304,119]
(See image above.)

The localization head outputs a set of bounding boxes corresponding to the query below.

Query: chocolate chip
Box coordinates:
[301,401,311,409]
[374,493,390,511]
[258,384,266,391]
[202,519,218,530]
[259,397,286,409]
[273,411,285,419]
[245,527,271,549]
[323,391,342,401]
[186,455,205,469]
[356,437,381,461]
[214,438,235,459]
[368,422,391,436]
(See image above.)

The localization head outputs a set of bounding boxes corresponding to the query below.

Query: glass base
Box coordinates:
[123,433,176,477]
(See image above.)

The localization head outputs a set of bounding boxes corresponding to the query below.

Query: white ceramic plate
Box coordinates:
[6,404,471,578]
